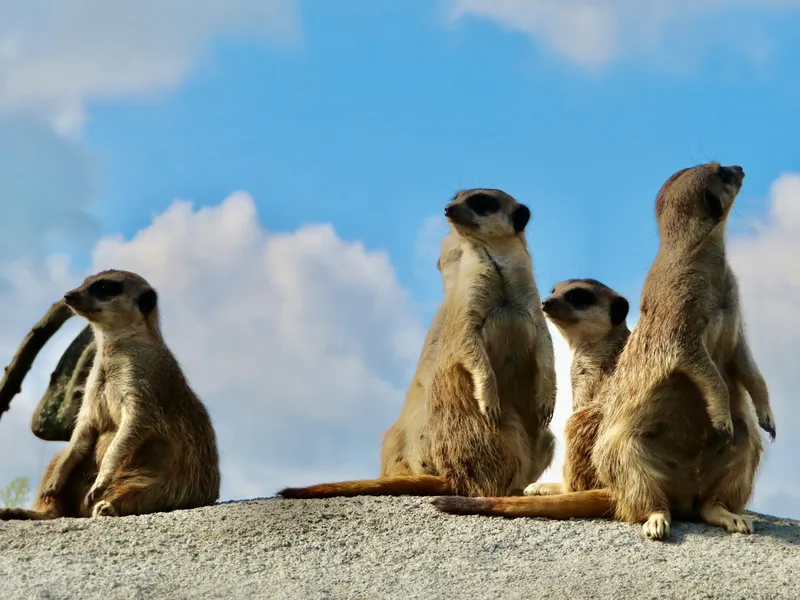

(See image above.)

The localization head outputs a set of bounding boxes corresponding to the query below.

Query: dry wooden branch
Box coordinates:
[0,300,74,420]
[31,325,95,441]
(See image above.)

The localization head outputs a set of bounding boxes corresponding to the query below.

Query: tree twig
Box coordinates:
[0,300,74,420]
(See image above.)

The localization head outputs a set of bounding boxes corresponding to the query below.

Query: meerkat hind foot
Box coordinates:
[642,512,671,540]
[523,482,564,496]
[91,500,118,518]
[700,503,753,534]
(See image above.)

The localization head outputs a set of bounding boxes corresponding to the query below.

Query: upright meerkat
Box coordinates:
[281,188,557,499]
[433,163,775,540]
[0,269,220,520]
[523,279,630,497]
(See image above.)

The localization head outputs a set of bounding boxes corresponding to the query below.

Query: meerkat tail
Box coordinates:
[0,508,58,521]
[431,489,614,519]
[278,475,454,499]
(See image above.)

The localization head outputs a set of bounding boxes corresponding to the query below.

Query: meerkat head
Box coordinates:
[436,231,462,295]
[63,269,159,334]
[655,162,745,244]
[541,279,629,345]
[443,188,531,245]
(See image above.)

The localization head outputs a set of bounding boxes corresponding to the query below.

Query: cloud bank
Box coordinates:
[447,0,800,69]
[0,0,300,131]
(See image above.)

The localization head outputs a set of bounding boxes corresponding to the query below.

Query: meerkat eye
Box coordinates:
[88,279,124,301]
[718,168,734,185]
[465,193,500,216]
[564,288,597,308]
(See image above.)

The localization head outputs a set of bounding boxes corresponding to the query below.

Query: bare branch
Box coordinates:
[0,300,74,420]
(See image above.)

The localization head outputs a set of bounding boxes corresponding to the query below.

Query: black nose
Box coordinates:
[444,205,455,218]
[731,165,745,178]
[541,299,554,311]
[63,291,79,305]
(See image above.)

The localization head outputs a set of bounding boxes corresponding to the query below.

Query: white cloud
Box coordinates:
[729,173,800,517]
[446,0,800,69]
[0,182,796,521]
[0,192,425,502]
[0,0,300,131]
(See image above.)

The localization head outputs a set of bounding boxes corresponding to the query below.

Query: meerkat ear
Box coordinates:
[610,296,629,326]
[703,189,724,221]
[511,204,530,233]
[137,289,158,315]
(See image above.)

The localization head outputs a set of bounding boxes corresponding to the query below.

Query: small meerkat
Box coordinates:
[0,270,220,520]
[433,163,774,540]
[281,188,557,499]
[523,279,630,497]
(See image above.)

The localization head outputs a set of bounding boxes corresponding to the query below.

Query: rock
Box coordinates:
[0,496,797,599]
[30,326,95,442]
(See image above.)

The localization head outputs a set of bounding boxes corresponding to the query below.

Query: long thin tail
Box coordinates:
[0,507,58,521]
[279,475,454,499]
[432,489,615,519]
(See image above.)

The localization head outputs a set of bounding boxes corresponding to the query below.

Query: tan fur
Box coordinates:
[524,279,630,497]
[433,163,775,540]
[281,189,557,499]
[380,231,461,478]
[0,270,220,520]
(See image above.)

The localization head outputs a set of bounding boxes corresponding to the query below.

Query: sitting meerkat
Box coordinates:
[523,278,630,498]
[0,269,220,520]
[280,188,557,499]
[433,163,775,540]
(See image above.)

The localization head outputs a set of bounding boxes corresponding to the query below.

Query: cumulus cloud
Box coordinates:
[446,0,800,69]
[0,0,300,130]
[729,173,800,517]
[0,192,426,501]
[0,182,795,520]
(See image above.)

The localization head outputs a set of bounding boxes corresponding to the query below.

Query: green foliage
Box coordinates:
[0,476,31,509]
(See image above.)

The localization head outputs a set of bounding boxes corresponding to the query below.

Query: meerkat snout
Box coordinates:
[720,165,745,184]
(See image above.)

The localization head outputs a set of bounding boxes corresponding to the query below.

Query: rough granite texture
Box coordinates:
[0,496,797,599]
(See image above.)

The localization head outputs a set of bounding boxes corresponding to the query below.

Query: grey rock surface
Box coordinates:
[0,496,798,600]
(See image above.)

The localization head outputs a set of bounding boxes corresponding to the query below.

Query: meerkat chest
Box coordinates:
[85,360,134,425]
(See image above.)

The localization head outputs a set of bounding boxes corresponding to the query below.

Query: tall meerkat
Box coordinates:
[0,269,220,520]
[433,163,775,540]
[523,279,630,498]
[281,188,557,499]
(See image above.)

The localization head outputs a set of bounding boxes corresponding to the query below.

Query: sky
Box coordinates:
[0,0,798,520]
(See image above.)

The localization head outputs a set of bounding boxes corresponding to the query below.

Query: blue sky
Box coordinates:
[76,0,800,309]
[0,0,798,519]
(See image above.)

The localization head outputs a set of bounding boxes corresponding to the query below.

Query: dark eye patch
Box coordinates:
[703,189,724,220]
[465,193,501,216]
[88,279,124,300]
[564,288,597,308]
[718,170,733,185]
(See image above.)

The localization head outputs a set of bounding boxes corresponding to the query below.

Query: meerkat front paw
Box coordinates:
[39,473,65,499]
[91,500,117,518]
[85,479,109,508]
[475,380,501,424]
[711,415,736,446]
[756,407,776,441]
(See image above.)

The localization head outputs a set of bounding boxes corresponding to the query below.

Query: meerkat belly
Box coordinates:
[482,307,537,397]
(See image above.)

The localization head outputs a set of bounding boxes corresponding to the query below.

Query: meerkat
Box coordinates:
[0,269,220,520]
[433,163,775,540]
[281,188,557,499]
[523,279,630,498]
